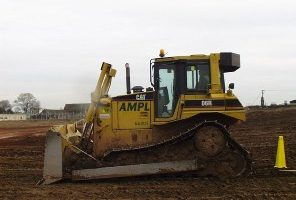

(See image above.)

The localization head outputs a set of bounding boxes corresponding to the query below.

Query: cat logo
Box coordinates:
[136,94,146,100]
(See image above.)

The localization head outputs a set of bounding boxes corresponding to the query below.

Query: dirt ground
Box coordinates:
[0,108,296,200]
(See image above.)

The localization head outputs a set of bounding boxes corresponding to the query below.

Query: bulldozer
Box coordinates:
[41,50,251,184]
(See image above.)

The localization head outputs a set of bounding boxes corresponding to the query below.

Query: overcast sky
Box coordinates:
[1,0,295,109]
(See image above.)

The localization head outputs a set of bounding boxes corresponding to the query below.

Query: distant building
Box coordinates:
[64,103,90,114]
[30,103,90,120]
[0,114,27,121]
[290,100,296,105]
[36,109,69,119]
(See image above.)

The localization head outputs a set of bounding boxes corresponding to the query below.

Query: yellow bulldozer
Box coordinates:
[41,51,251,184]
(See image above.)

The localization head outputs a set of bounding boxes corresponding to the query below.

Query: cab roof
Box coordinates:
[153,52,240,72]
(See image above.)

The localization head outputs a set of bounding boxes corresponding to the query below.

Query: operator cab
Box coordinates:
[150,52,241,119]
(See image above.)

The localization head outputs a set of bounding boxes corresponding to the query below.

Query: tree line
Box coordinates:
[0,93,40,114]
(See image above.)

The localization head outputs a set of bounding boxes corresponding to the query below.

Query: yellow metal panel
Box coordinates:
[209,53,222,94]
[116,101,152,129]
[111,101,118,129]
[210,93,226,99]
[93,125,153,157]
[150,102,154,123]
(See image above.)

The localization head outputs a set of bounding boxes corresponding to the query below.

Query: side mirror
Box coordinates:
[228,83,234,90]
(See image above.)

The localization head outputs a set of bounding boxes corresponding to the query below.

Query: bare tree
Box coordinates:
[14,93,40,114]
[0,100,12,113]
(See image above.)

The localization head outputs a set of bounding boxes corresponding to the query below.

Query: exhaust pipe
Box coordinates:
[125,63,131,94]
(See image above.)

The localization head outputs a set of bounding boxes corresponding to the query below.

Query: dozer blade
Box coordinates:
[42,132,63,184]
[72,160,203,181]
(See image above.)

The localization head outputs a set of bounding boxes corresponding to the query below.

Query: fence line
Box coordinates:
[29,112,86,120]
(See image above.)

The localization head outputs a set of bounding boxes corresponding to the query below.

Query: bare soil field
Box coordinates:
[0,108,296,200]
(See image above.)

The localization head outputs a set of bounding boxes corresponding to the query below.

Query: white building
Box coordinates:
[0,114,27,121]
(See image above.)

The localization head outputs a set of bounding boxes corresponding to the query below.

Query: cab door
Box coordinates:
[153,62,179,122]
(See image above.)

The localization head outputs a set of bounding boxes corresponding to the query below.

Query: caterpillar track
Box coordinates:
[69,121,252,179]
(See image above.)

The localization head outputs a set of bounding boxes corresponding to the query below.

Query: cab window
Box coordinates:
[186,63,210,91]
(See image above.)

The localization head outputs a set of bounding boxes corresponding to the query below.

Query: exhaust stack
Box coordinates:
[125,63,131,94]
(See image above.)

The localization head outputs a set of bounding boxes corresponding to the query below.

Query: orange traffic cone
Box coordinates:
[274,136,287,169]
